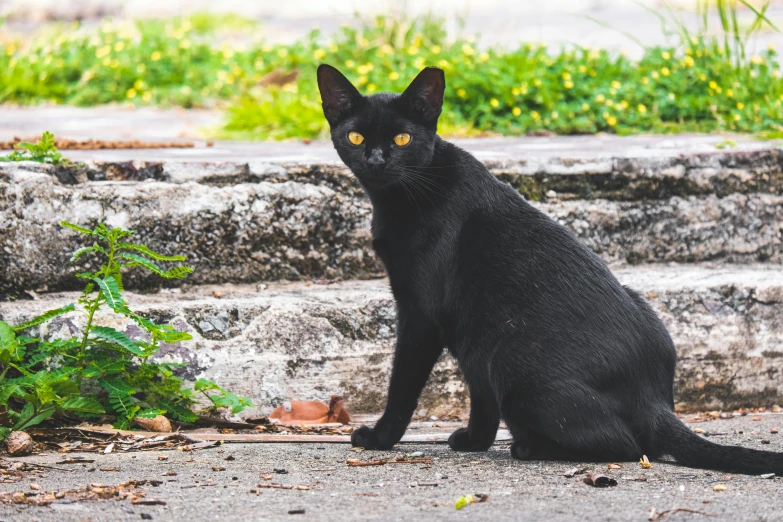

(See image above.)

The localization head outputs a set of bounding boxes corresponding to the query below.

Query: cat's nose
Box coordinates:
[367,149,386,169]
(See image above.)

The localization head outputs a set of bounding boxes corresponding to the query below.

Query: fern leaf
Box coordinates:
[157,399,198,423]
[60,396,105,414]
[13,304,75,332]
[137,408,166,419]
[91,326,144,356]
[99,378,136,396]
[92,277,126,312]
[60,221,94,235]
[118,243,186,262]
[70,246,95,263]
[120,253,193,279]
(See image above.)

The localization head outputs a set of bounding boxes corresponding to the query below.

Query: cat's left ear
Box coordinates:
[400,67,445,124]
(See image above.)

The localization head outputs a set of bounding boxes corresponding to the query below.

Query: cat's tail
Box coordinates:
[655,411,783,475]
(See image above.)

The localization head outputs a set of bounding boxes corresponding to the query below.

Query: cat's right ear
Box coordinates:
[317,64,362,126]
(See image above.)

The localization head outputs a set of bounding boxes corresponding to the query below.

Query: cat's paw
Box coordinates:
[351,426,380,449]
[448,427,492,452]
[510,440,532,460]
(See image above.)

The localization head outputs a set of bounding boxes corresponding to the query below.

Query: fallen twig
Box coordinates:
[649,507,715,520]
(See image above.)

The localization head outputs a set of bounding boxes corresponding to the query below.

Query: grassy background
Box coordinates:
[1,3,782,139]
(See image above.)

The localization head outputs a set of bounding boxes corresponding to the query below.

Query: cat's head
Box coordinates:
[317,64,445,190]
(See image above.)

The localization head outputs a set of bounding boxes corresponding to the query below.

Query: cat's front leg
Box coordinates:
[351,312,442,450]
[448,379,500,451]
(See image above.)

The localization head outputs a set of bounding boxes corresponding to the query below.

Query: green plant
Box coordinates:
[0,222,250,439]
[0,131,66,164]
[1,7,782,138]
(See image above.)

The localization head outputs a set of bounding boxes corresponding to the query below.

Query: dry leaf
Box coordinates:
[693,428,705,434]
[640,455,653,469]
[583,473,618,487]
[564,467,587,478]
[607,463,622,469]
[713,484,726,491]
[6,432,34,456]
[133,415,172,433]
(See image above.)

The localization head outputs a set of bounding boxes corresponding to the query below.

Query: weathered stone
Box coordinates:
[2,265,781,415]
[2,168,781,295]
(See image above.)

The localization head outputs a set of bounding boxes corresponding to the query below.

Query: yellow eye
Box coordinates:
[394,133,411,146]
[347,132,364,145]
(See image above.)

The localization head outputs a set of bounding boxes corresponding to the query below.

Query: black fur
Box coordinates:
[316,63,783,475]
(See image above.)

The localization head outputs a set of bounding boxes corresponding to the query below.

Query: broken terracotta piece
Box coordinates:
[269,396,351,425]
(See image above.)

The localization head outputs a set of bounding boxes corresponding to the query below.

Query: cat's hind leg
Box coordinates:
[502,384,642,462]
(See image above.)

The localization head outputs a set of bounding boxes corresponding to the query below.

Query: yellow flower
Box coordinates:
[651,71,659,79]
[520,84,528,95]
[357,63,374,75]
[551,111,559,119]
[605,99,613,107]
[367,84,377,93]
[142,92,152,102]
[668,93,676,100]
[461,44,475,56]
[179,39,191,50]
[357,75,368,85]
[438,59,450,68]
[389,71,400,81]
[737,102,745,109]
[407,46,419,55]
[564,80,574,89]
[345,60,355,68]
[751,55,763,65]
[380,44,394,55]
[581,103,590,111]
[683,55,694,67]
[512,88,520,96]
[611,80,621,89]
[490,98,500,108]
[313,49,326,60]
[578,65,587,73]
[134,79,145,90]
[512,107,522,116]
[96,45,111,58]
[533,79,542,87]
[661,51,671,60]
[114,41,125,52]
[661,67,670,76]
[531,110,541,121]
[277,48,288,57]
[126,88,137,99]
[637,104,647,113]
[562,72,571,80]
[709,80,718,90]
[151,50,162,61]
[733,114,741,121]
[457,88,467,98]
[431,45,441,54]
[726,89,734,98]
[359,37,369,48]
[596,94,606,103]
[607,116,617,126]
[699,73,707,81]
[479,52,489,62]
[641,77,649,84]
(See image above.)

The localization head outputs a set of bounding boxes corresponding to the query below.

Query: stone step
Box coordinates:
[2,166,782,294]
[2,264,781,415]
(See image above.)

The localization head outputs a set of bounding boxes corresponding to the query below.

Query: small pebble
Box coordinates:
[410,451,424,458]
[760,473,775,479]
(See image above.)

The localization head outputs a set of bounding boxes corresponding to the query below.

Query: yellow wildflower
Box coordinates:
[431,45,441,54]
[683,55,694,67]
[179,39,191,50]
[661,51,671,60]
[407,46,419,55]
[389,71,400,81]
[345,60,355,68]
[479,52,489,62]
[313,49,326,60]
[641,77,649,84]
[611,80,621,89]
[457,88,467,98]
[531,111,541,121]
[142,92,152,102]
[607,116,617,126]
[661,67,670,76]
[96,45,111,59]
[512,107,522,116]
[438,59,450,68]
[737,102,745,109]
[637,104,647,113]
[114,41,125,52]
[151,51,162,61]
[551,111,559,119]
[751,55,763,65]
[564,80,574,89]
[461,44,475,56]
[490,98,500,108]
[357,63,374,75]
[126,88,137,99]
[596,94,606,103]
[581,103,590,111]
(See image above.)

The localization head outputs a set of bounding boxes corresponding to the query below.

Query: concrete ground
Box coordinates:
[1,415,781,521]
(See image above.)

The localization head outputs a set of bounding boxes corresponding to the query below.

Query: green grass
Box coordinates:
[1,3,782,139]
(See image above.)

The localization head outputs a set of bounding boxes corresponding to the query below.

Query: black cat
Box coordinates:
[316,63,783,475]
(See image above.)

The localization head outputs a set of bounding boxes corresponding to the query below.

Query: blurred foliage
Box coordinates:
[1,3,782,139]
